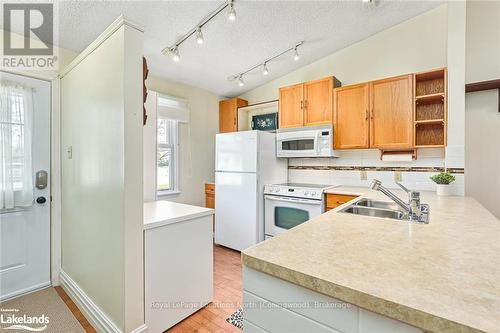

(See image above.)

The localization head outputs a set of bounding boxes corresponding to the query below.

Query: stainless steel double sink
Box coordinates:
[340,198,429,223]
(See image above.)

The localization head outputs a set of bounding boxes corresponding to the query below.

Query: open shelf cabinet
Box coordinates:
[414,68,447,148]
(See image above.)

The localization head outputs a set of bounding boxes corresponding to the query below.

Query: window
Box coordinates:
[156,117,179,196]
[1,83,34,209]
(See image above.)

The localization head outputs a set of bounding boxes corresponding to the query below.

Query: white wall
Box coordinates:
[465,0,500,218]
[61,19,144,332]
[239,5,458,192]
[145,75,220,206]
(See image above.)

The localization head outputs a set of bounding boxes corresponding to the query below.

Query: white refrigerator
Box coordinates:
[215,131,287,251]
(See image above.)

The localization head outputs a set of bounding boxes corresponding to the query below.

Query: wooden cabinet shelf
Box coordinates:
[415,119,444,125]
[414,68,447,148]
[415,93,445,103]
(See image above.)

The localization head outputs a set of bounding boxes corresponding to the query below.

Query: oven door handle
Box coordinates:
[265,195,322,205]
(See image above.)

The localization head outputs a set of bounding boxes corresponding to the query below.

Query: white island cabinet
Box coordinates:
[144,201,214,333]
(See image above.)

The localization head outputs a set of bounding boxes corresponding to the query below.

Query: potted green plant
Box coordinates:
[430,172,456,196]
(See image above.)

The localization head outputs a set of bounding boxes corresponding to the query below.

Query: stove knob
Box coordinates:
[304,191,310,196]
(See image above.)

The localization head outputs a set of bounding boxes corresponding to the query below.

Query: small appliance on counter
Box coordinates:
[264,183,337,238]
[215,130,287,251]
[276,125,338,158]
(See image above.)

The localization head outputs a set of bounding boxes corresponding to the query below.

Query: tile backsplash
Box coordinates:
[288,148,465,195]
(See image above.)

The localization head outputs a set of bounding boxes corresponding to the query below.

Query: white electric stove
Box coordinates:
[264,183,338,238]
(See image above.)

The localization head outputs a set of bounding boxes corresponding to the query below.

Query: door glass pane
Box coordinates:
[275,207,310,230]
[157,147,171,191]
[281,139,314,151]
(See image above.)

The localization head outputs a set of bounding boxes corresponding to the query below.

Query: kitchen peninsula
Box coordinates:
[242,187,500,333]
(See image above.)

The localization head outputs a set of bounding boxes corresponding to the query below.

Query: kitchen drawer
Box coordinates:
[243,291,337,333]
[205,183,215,195]
[326,193,358,210]
[243,320,269,333]
[244,267,358,332]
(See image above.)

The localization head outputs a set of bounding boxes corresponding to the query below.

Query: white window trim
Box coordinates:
[156,118,180,198]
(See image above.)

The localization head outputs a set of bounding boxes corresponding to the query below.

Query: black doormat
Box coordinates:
[226,308,243,329]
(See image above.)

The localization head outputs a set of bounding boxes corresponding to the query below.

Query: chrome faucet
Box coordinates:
[370,179,428,223]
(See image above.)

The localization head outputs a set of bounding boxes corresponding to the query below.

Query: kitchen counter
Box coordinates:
[242,186,500,333]
[144,200,214,230]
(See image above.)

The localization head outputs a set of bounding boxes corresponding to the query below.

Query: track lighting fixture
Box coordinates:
[162,1,237,62]
[195,27,204,45]
[262,62,269,76]
[293,47,300,61]
[172,46,180,62]
[228,0,236,21]
[228,41,304,87]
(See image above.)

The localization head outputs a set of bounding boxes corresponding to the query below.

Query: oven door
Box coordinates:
[265,195,322,237]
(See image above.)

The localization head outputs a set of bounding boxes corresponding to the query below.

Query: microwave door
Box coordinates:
[278,137,317,156]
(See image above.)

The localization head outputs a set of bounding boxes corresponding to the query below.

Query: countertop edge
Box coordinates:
[144,209,214,230]
[241,252,484,333]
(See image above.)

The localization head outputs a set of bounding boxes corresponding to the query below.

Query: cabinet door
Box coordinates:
[279,83,304,129]
[219,98,247,133]
[370,75,413,149]
[334,83,369,149]
[304,77,333,126]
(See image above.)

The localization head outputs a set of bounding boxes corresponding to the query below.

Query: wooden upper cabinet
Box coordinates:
[279,76,340,129]
[279,83,304,129]
[219,98,247,133]
[334,83,370,149]
[304,77,333,126]
[370,75,414,149]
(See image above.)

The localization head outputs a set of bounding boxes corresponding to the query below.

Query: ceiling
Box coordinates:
[3,1,443,97]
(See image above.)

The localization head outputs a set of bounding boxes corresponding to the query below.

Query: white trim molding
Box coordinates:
[60,270,147,333]
[59,15,144,78]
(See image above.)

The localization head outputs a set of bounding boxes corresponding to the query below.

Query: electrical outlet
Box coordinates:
[360,170,367,180]
[394,171,402,182]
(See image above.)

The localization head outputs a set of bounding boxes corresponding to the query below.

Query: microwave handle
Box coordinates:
[315,131,320,154]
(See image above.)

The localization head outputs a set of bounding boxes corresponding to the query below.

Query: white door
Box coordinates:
[215,171,257,251]
[0,72,51,301]
[215,131,257,173]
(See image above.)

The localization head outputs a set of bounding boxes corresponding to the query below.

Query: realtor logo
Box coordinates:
[2,3,57,70]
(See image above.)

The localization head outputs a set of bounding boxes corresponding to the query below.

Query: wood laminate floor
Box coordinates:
[55,244,242,333]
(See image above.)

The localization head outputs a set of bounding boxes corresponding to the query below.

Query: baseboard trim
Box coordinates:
[60,270,122,333]
[130,324,148,333]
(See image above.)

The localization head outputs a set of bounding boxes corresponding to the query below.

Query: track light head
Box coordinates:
[228,1,236,21]
[238,75,244,87]
[172,46,180,62]
[262,63,269,76]
[195,27,204,45]
[293,47,300,61]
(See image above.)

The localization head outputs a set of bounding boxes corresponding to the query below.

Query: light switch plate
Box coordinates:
[360,170,367,180]
[394,171,402,182]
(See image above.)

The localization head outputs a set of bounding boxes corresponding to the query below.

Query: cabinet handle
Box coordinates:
[300,100,303,110]
[365,109,369,120]
[371,109,374,120]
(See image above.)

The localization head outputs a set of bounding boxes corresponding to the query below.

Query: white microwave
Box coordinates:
[276,125,338,158]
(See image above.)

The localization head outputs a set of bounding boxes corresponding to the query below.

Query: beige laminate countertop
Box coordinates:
[242,186,500,333]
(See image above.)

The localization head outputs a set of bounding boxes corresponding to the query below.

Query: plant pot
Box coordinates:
[436,184,452,196]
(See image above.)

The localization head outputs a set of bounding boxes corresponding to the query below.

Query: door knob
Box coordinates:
[36,196,47,204]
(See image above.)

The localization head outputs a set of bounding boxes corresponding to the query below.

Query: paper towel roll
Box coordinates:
[381,153,413,162]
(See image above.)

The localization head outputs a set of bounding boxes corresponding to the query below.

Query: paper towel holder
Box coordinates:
[380,149,417,161]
